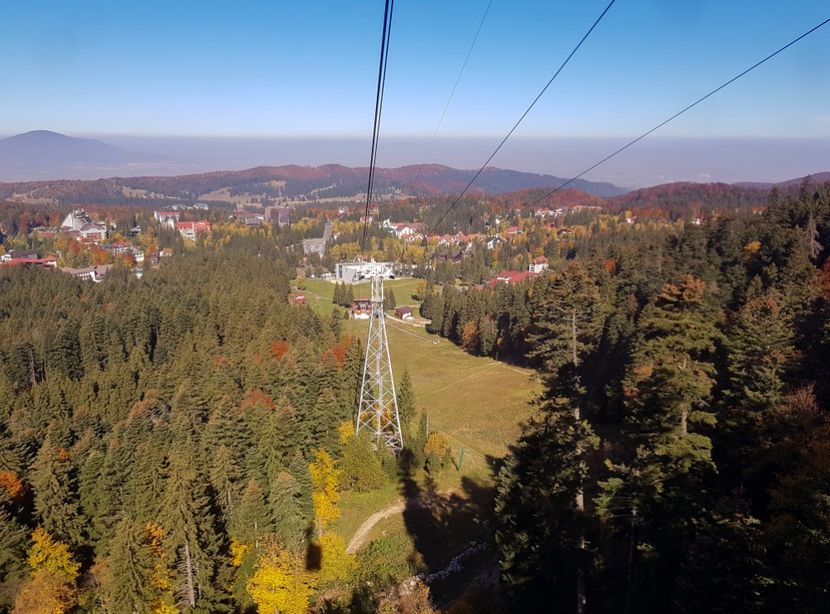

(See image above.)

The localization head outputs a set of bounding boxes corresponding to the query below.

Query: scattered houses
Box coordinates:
[395,305,414,320]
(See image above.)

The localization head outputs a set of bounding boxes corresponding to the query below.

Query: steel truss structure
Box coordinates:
[356,264,403,451]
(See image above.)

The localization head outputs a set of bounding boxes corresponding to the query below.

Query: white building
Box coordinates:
[335,261,394,283]
[60,264,113,283]
[529,256,549,274]
[60,210,108,241]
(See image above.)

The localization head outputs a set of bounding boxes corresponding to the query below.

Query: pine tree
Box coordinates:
[718,290,795,499]
[268,471,308,553]
[495,407,598,610]
[159,450,220,610]
[383,287,397,312]
[598,276,721,610]
[311,387,343,454]
[230,479,271,547]
[103,518,156,613]
[0,505,27,611]
[29,437,86,548]
[396,368,416,430]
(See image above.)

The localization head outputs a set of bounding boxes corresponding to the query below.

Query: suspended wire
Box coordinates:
[427,0,617,236]
[410,0,496,192]
[527,15,830,208]
[362,0,396,253]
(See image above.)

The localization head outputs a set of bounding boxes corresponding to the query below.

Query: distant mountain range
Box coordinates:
[733,172,830,189]
[0,130,176,181]
[0,131,827,207]
[0,131,626,201]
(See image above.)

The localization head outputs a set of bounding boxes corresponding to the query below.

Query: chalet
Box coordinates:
[394,306,413,320]
[488,270,537,287]
[176,221,212,240]
[351,298,372,319]
[60,264,113,283]
[529,256,549,274]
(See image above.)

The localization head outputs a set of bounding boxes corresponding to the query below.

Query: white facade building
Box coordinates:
[335,261,394,283]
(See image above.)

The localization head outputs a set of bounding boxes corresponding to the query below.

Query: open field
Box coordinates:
[300,277,539,460]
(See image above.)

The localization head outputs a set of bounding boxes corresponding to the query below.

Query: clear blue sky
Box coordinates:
[1,0,829,140]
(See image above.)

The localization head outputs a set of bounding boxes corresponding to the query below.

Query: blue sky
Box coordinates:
[2,0,828,140]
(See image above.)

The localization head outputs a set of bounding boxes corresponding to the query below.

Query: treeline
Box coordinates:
[457,181,830,611]
[0,248,431,612]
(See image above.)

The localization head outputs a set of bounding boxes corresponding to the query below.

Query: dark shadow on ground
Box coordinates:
[396,450,505,609]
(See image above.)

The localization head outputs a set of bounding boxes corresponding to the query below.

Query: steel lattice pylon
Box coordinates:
[356,265,403,451]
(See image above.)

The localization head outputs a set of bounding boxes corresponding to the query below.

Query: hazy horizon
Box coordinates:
[1,132,828,187]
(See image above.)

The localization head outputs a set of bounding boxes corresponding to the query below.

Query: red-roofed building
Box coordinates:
[176,221,212,240]
[0,256,58,269]
[529,256,549,274]
[351,298,372,319]
[488,270,537,287]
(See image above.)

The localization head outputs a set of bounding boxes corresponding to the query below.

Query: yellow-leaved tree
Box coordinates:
[309,448,341,536]
[12,528,79,614]
[246,544,316,614]
[315,532,356,586]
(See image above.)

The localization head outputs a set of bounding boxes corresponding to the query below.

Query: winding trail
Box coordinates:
[346,499,406,554]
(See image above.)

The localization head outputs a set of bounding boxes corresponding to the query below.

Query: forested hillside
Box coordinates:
[0,247,389,612]
[421,181,830,611]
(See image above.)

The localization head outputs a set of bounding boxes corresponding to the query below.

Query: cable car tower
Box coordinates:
[356,261,403,451]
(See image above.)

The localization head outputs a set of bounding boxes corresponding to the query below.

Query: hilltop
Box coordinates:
[0,130,169,181]
[0,160,625,206]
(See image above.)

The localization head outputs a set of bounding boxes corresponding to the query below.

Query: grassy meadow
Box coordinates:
[300,278,539,462]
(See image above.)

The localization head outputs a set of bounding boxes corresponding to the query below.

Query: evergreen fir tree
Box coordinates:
[396,368,416,430]
[29,436,86,548]
[103,518,156,613]
[159,449,221,610]
[269,471,308,553]
[230,479,271,547]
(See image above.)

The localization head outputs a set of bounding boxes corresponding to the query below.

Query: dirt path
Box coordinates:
[346,499,406,554]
